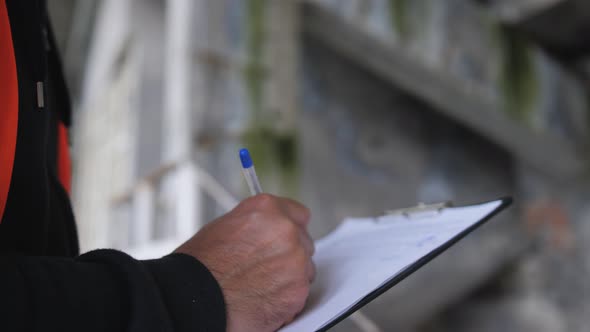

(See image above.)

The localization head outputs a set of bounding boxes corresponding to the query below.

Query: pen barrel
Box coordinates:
[242,166,263,195]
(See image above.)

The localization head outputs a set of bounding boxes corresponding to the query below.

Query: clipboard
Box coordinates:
[279,197,513,332]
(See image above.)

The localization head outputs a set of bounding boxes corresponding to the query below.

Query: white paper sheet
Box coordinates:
[279,200,504,332]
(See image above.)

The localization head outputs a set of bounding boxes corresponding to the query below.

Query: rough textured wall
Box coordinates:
[301,32,523,332]
[310,0,589,146]
[192,0,301,222]
[301,1,590,331]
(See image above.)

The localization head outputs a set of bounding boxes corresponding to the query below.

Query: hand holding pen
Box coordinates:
[174,148,315,331]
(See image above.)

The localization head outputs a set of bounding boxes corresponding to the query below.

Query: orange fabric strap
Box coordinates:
[0,0,19,223]
[57,123,71,194]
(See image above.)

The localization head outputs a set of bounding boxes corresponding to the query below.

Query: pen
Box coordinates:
[240,148,263,195]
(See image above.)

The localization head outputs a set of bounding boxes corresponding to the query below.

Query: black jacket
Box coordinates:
[0,1,226,330]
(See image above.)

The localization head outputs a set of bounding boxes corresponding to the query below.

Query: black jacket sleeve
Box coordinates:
[0,250,226,332]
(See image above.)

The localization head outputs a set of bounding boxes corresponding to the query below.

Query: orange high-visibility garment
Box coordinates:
[0,0,19,222]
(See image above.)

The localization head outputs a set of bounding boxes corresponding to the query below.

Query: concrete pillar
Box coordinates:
[131,181,154,246]
[162,0,201,237]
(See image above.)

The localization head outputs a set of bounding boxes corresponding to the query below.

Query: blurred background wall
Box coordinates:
[48,0,590,331]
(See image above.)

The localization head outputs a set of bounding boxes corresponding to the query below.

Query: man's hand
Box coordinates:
[175,194,315,332]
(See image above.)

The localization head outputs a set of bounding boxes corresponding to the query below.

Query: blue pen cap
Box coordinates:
[239,148,254,168]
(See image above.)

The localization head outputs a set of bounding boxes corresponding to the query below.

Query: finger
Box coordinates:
[299,229,315,257]
[307,259,316,283]
[278,198,311,228]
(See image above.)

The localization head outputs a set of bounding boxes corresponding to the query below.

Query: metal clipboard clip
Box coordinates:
[384,201,453,220]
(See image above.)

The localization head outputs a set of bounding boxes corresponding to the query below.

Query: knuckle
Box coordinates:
[278,218,299,239]
[293,284,310,310]
[254,193,276,209]
[292,247,309,268]
[309,261,317,282]
[300,206,311,223]
[246,210,281,229]
[283,237,301,254]
[287,227,302,248]
[240,193,275,211]
[283,247,308,273]
[246,210,265,224]
[270,221,300,253]
[287,199,310,221]
[284,283,309,315]
[238,196,256,210]
[299,283,311,298]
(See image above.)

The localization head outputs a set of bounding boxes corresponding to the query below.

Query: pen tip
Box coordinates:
[239,148,253,168]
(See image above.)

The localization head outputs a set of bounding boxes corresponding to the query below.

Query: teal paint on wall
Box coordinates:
[496,26,539,123]
[242,0,299,196]
[389,0,409,40]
